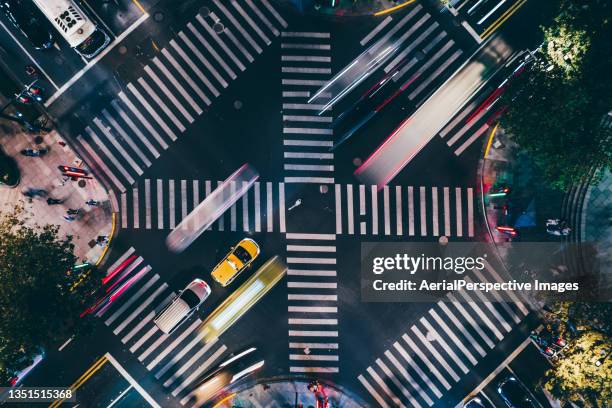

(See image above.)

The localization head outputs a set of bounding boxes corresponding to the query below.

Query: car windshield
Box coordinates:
[502,381,534,408]
[233,246,252,264]
[76,30,107,56]
[179,288,200,309]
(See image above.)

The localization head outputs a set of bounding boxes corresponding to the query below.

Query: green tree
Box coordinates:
[0,148,19,187]
[499,0,612,190]
[543,331,611,407]
[0,208,100,384]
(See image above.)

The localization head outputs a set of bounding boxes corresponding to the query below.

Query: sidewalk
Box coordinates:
[0,122,115,264]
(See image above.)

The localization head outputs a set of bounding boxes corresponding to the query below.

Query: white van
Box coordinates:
[154,279,211,334]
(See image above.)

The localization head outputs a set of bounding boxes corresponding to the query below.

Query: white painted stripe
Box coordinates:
[282,79,327,86]
[335,184,342,234]
[444,187,451,236]
[129,325,159,353]
[455,188,463,237]
[419,186,427,236]
[285,177,334,183]
[101,110,151,168]
[288,318,337,325]
[212,0,262,54]
[447,108,488,146]
[121,193,128,228]
[230,181,237,231]
[283,140,332,147]
[454,122,489,155]
[105,274,159,326]
[376,358,421,408]
[437,301,487,357]
[232,1,271,45]
[369,5,422,56]
[290,354,338,361]
[283,103,326,110]
[154,51,204,113]
[288,306,337,313]
[286,233,335,240]
[358,374,390,408]
[145,179,151,229]
[282,55,331,62]
[181,180,187,221]
[410,49,463,101]
[411,325,462,380]
[260,0,288,28]
[171,345,227,397]
[193,180,200,232]
[287,282,337,289]
[287,269,336,277]
[282,67,332,74]
[288,330,338,337]
[385,15,434,74]
[283,127,333,135]
[106,247,135,276]
[113,281,166,335]
[127,83,177,142]
[246,0,279,37]
[157,179,163,229]
[287,245,336,252]
[117,92,169,150]
[432,187,439,236]
[76,134,126,193]
[177,30,226,90]
[284,164,334,171]
[408,186,415,236]
[137,77,185,133]
[168,40,214,103]
[472,268,521,324]
[187,21,236,79]
[483,261,529,315]
[169,179,176,230]
[155,335,216,380]
[286,258,336,265]
[465,277,513,332]
[383,186,390,235]
[428,309,478,365]
[255,181,261,232]
[403,334,451,390]
[242,181,249,231]
[105,353,161,408]
[467,187,474,237]
[267,182,273,232]
[395,186,402,235]
[291,366,339,373]
[110,100,161,158]
[439,96,485,137]
[144,64,194,122]
[282,32,329,38]
[283,91,311,97]
[138,330,169,362]
[88,124,139,181]
[289,342,338,349]
[288,294,337,301]
[133,187,140,228]
[162,337,219,386]
[371,185,379,235]
[360,16,392,46]
[360,185,366,235]
[196,14,245,71]
[385,350,434,406]
[347,184,354,235]
[393,341,442,398]
[368,366,406,408]
[279,182,286,232]
[283,115,332,122]
[281,43,331,50]
[284,152,333,159]
[210,10,254,63]
[446,294,495,348]
[146,318,201,370]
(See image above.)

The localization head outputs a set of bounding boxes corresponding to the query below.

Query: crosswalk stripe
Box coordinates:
[282,55,331,62]
[188,20,236,79]
[427,310,478,365]
[282,67,332,74]
[133,187,140,228]
[288,306,337,313]
[289,330,338,337]
[157,179,164,229]
[283,140,332,147]
[393,341,442,397]
[93,117,143,175]
[395,186,403,235]
[288,294,337,301]
[282,31,329,38]
[287,282,337,289]
[145,63,195,123]
[105,274,159,326]
[285,164,334,171]
[246,0,279,35]
[138,330,169,362]
[446,294,495,349]
[169,180,176,229]
[368,366,406,407]
[212,0,262,54]
[347,185,354,235]
[211,10,255,64]
[289,354,338,361]
[409,47,462,101]
[283,90,311,97]
[193,180,200,231]
[146,318,201,370]
[358,374,390,408]
[457,290,504,340]
[419,186,427,236]
[455,188,463,236]
[129,324,160,353]
[387,23,440,75]
[284,152,333,159]
[266,182,273,232]
[260,0,288,28]
[155,333,215,380]
[145,179,151,229]
[483,260,529,315]
[117,91,169,149]
[232,1,271,45]
[196,14,246,72]
[137,77,186,133]
[288,269,336,277]
[286,258,336,266]
[291,366,339,373]
[285,176,334,183]
[279,182,286,232]
[283,103,326,110]
[376,358,421,408]
[181,180,187,221]
[161,337,219,386]
[383,186,390,235]
[254,181,261,232]
[443,187,450,236]
[281,43,330,50]
[106,247,135,275]
[110,100,161,158]
[472,268,521,324]
[432,187,439,236]
[168,40,215,103]
[113,282,167,335]
[436,302,487,357]
[402,334,451,390]
[287,245,336,252]
[360,15,392,46]
[411,325,463,379]
[216,182,224,230]
[242,181,249,231]
[371,185,379,235]
[282,79,327,86]
[384,15,432,74]
[335,184,342,234]
[101,109,152,167]
[173,344,227,397]
[76,134,126,193]
[384,350,433,406]
[408,186,415,236]
[286,233,335,240]
[177,30,226,90]
[127,83,178,142]
[454,122,488,155]
[121,310,154,344]
[120,193,127,228]
[290,342,338,349]
[467,187,474,237]
[288,318,337,325]
[465,277,512,332]
[447,108,488,148]
[283,127,333,135]
[370,5,422,55]
[86,125,137,183]
[230,181,237,231]
[283,115,332,122]
[360,185,366,234]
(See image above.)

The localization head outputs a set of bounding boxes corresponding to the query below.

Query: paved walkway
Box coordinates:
[0,123,114,263]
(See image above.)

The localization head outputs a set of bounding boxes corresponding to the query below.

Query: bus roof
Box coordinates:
[30,0,95,47]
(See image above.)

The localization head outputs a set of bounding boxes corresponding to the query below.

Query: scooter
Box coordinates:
[21,148,48,157]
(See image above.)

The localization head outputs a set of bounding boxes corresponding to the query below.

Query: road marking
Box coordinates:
[145,318,201,370]
[283,103,327,110]
[95,115,144,174]
[122,310,155,344]
[393,341,442,397]
[457,290,505,340]
[86,126,135,184]
[455,122,489,155]
[169,179,176,229]
[282,55,331,62]
[77,134,126,193]
[410,49,463,100]
[286,233,336,240]
[289,306,337,313]
[284,163,334,170]
[110,100,161,157]
[432,187,439,236]
[165,341,224,390]
[385,349,434,405]
[385,16,434,74]
[282,67,332,74]
[289,318,337,325]
[428,309,478,365]
[465,277,512,332]
[403,334,451,390]
[193,180,200,232]
[45,14,149,106]
[147,60,198,119]
[211,10,254,63]
[467,187,474,237]
[335,184,342,234]
[394,186,403,235]
[246,2,280,37]
[261,0,288,28]
[283,115,332,123]
[408,186,414,236]
[230,181,237,231]
[127,83,177,142]
[288,282,337,289]
[455,188,463,236]
[284,127,333,135]
[173,344,227,397]
[412,324,463,379]
[177,30,226,90]
[138,331,169,362]
[371,185,379,235]
[285,177,334,183]
[156,179,163,229]
[242,181,249,231]
[167,42,213,105]
[106,247,135,275]
[288,294,337,301]
[347,185,355,235]
[133,187,140,228]
[283,140,333,147]
[289,330,338,337]
[376,358,421,408]
[213,0,262,54]
[368,366,406,407]
[419,186,427,236]
[102,109,151,167]
[290,366,339,373]
[360,15,393,46]
[105,353,161,408]
[267,182,273,232]
[358,374,390,408]
[113,282,166,335]
[472,268,521,324]
[283,91,311,97]
[286,258,336,266]
[447,294,495,348]
[196,14,245,72]
[282,31,329,38]
[281,43,330,50]
[287,245,336,252]
[187,21,236,79]
[290,354,339,361]
[436,301,487,357]
[443,187,451,236]
[288,269,336,277]
[290,342,338,349]
[121,194,128,228]
[232,1,271,45]
[284,152,333,159]
[145,179,151,229]
[181,180,188,222]
[155,334,216,380]
[383,186,390,235]
[483,260,529,315]
[282,79,327,86]
[117,92,169,150]
[255,181,261,232]
[360,185,366,234]
[279,182,286,232]
[137,77,185,132]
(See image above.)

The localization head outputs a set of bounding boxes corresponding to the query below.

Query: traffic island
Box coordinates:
[0,122,116,264]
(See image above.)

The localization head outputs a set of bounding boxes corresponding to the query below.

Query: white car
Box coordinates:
[154,279,211,334]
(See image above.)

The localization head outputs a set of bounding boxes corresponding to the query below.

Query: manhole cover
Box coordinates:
[118,45,127,55]
[54,56,64,65]
[153,11,164,22]
[353,157,362,167]
[200,6,211,17]
[213,22,225,33]
[34,136,43,144]
[415,50,426,61]
[439,236,449,245]
[78,180,86,188]
[233,100,242,110]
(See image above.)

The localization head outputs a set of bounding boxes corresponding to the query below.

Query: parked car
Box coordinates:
[211,238,260,287]
[464,397,486,408]
[497,377,538,408]
[154,279,211,334]
[0,0,53,49]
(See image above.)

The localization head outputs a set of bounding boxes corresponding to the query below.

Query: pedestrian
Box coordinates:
[307,380,329,408]
[63,215,75,222]
[47,197,63,205]
[96,236,108,246]
[25,65,37,76]
[66,208,80,215]
[86,199,99,206]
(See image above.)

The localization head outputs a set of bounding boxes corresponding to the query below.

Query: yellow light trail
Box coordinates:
[132,0,147,14]
[374,0,417,17]
[484,122,499,158]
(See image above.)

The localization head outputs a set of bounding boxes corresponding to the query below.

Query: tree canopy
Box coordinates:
[499,0,612,190]
[0,208,100,384]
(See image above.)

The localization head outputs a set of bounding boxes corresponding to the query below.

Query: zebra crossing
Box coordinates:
[286,233,339,374]
[358,4,465,106]
[335,184,475,238]
[97,247,229,405]
[281,31,334,185]
[71,0,287,194]
[357,260,532,408]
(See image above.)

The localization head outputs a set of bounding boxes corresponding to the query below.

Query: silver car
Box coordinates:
[154,279,211,334]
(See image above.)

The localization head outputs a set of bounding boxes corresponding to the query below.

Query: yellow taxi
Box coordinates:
[211,238,260,287]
